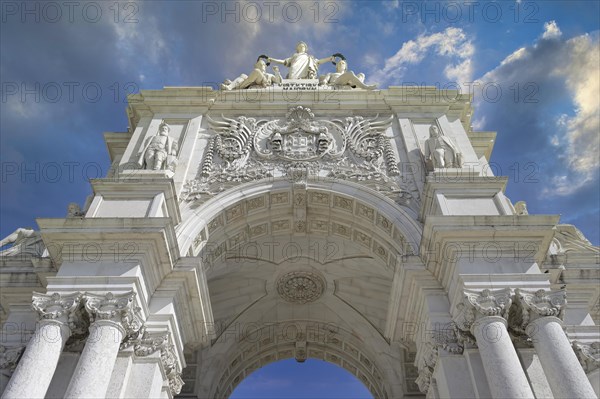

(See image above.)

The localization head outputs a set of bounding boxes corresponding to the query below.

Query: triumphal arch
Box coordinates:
[1,45,599,399]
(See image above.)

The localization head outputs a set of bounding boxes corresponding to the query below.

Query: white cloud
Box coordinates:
[476,21,599,197]
[370,27,474,86]
[384,0,400,10]
[560,34,600,176]
[542,20,562,39]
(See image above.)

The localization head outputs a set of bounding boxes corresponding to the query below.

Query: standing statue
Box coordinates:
[268,41,334,79]
[318,59,377,90]
[221,59,283,90]
[138,121,176,171]
[424,125,463,169]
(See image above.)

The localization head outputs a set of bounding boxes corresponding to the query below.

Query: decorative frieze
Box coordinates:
[181,107,408,207]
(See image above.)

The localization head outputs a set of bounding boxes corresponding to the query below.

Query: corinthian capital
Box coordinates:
[510,289,566,333]
[83,292,144,338]
[454,288,512,332]
[415,342,438,394]
[0,345,25,372]
[572,341,600,373]
[32,292,82,325]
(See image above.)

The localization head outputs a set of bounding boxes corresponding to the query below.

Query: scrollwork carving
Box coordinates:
[509,289,566,335]
[572,341,600,373]
[0,345,25,372]
[454,288,512,333]
[183,108,408,208]
[32,292,82,328]
[415,342,437,393]
[83,292,144,341]
[129,331,185,395]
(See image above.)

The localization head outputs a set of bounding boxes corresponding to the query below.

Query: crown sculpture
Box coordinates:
[221,41,377,91]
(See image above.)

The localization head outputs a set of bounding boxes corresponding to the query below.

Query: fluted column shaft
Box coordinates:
[2,292,81,399]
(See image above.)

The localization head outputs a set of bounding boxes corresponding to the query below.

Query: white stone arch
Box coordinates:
[208,321,394,398]
[175,178,428,398]
[176,177,423,258]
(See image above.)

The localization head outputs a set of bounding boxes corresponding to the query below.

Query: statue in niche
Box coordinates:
[424,125,463,169]
[138,121,177,171]
[0,228,44,257]
[319,59,377,90]
[221,59,283,90]
[268,41,334,79]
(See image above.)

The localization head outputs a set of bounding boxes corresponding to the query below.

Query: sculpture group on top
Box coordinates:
[221,41,377,90]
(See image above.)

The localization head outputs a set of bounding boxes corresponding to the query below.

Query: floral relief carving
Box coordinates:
[276,271,326,304]
[509,289,567,335]
[454,288,512,333]
[83,292,144,341]
[181,107,408,207]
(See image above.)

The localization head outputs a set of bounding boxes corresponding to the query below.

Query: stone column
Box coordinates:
[64,292,143,399]
[513,289,598,399]
[454,289,534,399]
[2,292,81,399]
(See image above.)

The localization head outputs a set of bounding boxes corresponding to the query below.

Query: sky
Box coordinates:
[0,0,599,396]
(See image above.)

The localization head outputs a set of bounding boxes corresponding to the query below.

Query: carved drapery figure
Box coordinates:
[424,125,462,169]
[221,59,282,90]
[0,227,44,257]
[138,121,177,171]
[319,60,376,90]
[268,41,333,79]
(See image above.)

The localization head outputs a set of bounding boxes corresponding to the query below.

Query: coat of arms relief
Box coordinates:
[182,106,420,213]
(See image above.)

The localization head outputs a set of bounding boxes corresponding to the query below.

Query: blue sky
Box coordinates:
[0,0,598,396]
[230,359,372,398]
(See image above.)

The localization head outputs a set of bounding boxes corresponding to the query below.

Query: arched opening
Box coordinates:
[177,179,424,398]
[230,358,374,398]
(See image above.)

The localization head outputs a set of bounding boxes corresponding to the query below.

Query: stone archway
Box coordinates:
[175,178,425,398]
